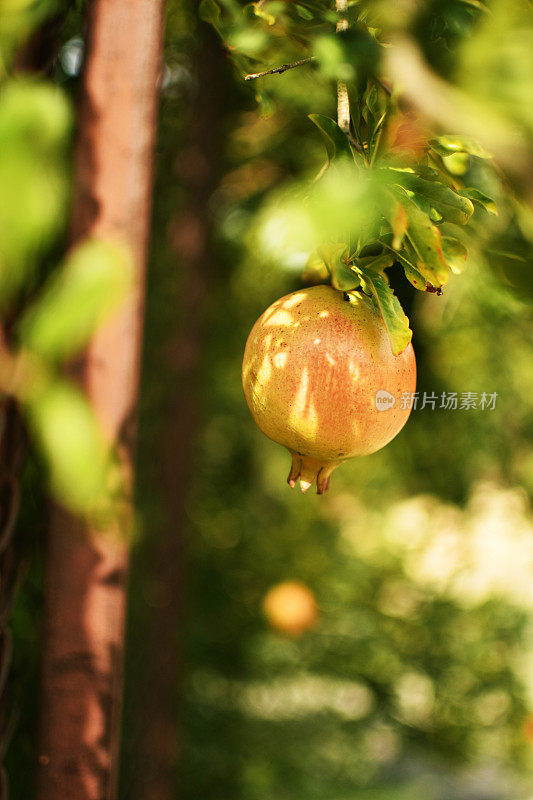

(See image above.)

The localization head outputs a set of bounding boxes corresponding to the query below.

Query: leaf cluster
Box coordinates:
[201,0,503,355]
[0,6,133,516]
[291,110,496,355]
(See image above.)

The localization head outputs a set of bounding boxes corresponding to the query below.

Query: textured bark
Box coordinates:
[36,2,165,799]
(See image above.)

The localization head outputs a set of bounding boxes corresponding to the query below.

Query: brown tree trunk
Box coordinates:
[36,2,165,799]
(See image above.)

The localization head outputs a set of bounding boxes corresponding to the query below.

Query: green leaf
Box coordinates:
[459,188,498,216]
[317,243,360,291]
[253,2,277,24]
[0,80,72,152]
[0,81,72,304]
[364,84,379,120]
[430,135,492,159]
[27,382,110,513]
[355,266,412,355]
[442,152,470,176]
[308,114,354,165]
[390,246,428,291]
[358,241,387,259]
[332,262,360,291]
[357,252,394,272]
[390,192,449,287]
[413,165,441,181]
[19,239,133,362]
[389,172,474,225]
[303,248,330,283]
[442,236,468,274]
[296,4,313,20]
[402,260,427,290]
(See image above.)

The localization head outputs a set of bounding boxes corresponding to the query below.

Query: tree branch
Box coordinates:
[336,0,350,133]
[244,57,315,81]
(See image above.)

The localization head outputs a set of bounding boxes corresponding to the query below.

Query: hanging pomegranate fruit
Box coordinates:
[242,285,416,494]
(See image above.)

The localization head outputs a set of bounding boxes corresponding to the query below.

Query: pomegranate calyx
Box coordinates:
[287,452,338,495]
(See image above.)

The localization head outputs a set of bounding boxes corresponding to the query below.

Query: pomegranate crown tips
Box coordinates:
[242,285,416,494]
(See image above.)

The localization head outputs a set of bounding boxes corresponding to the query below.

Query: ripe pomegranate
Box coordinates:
[242,285,416,493]
[262,580,318,636]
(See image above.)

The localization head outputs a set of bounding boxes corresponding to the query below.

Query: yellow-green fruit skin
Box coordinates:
[242,285,416,493]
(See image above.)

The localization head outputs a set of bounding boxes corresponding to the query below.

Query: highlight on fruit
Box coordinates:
[242,285,416,494]
[262,580,318,637]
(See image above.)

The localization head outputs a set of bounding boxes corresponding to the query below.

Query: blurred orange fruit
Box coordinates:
[262,580,318,636]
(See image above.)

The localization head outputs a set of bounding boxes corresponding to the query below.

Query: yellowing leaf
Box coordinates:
[393,193,449,287]
[391,201,408,250]
[355,265,412,355]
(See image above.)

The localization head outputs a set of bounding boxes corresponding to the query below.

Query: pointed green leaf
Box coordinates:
[309,114,354,165]
[358,241,387,259]
[355,266,412,355]
[317,243,360,291]
[390,173,474,225]
[296,4,314,20]
[389,245,428,291]
[332,262,361,291]
[459,188,498,216]
[364,84,380,120]
[414,165,441,181]
[357,252,394,272]
[402,261,427,290]
[430,135,492,158]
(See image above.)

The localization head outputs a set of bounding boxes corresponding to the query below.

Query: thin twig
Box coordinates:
[244,57,315,81]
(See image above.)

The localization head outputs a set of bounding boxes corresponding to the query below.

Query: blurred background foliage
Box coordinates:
[1,0,533,799]
[0,0,130,519]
